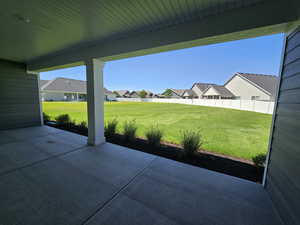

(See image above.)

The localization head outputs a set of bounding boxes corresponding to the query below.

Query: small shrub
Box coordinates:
[105,119,118,138]
[77,121,88,133]
[78,121,87,129]
[252,153,266,167]
[68,119,77,128]
[145,126,163,147]
[43,112,51,122]
[123,120,137,142]
[180,130,202,157]
[55,114,71,126]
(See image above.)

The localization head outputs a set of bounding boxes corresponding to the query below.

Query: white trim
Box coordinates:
[262,33,288,187]
[86,58,106,146]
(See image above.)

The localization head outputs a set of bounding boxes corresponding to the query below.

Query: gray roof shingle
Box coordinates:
[115,90,130,96]
[41,77,113,94]
[183,89,197,97]
[193,83,216,92]
[40,80,50,87]
[170,89,188,96]
[237,72,278,97]
[42,77,86,93]
[211,85,235,97]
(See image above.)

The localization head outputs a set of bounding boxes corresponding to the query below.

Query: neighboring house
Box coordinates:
[129,91,139,98]
[144,90,153,98]
[115,90,130,98]
[224,72,278,100]
[191,83,216,98]
[104,88,117,101]
[153,94,165,98]
[182,89,198,99]
[40,77,116,101]
[202,85,235,99]
[166,89,186,98]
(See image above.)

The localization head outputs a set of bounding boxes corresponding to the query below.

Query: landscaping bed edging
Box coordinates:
[45,121,264,183]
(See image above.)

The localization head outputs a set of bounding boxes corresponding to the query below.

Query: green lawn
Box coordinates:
[43,102,272,160]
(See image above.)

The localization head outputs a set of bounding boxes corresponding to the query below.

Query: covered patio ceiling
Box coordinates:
[0,0,299,71]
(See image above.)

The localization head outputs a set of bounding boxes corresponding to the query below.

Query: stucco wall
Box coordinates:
[0,59,41,129]
[225,75,271,100]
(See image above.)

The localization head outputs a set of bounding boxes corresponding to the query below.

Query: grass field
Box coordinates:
[43,102,272,160]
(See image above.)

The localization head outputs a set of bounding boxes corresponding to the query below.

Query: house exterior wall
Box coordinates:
[130,93,139,98]
[106,93,116,101]
[225,75,271,100]
[182,92,194,99]
[192,85,204,98]
[266,27,300,225]
[202,87,219,96]
[42,91,113,101]
[0,59,41,129]
[42,91,65,101]
[169,92,181,98]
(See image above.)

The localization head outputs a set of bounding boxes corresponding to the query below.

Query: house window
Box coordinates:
[251,96,260,100]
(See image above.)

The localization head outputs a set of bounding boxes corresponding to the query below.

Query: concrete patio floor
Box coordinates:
[0,126,282,225]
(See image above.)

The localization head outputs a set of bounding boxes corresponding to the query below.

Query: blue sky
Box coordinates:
[41,33,284,93]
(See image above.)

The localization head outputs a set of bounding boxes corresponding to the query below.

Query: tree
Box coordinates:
[138,90,147,98]
[163,89,173,97]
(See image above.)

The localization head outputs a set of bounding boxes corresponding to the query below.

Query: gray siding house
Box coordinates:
[41,77,116,101]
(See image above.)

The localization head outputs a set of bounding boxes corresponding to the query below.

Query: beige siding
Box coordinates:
[203,86,219,96]
[225,75,271,100]
[266,27,300,225]
[0,59,41,129]
[192,85,203,98]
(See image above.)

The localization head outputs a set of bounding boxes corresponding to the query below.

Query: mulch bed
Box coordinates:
[46,121,264,183]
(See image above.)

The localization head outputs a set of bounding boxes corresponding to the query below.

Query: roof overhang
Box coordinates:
[0,0,299,71]
[27,0,300,71]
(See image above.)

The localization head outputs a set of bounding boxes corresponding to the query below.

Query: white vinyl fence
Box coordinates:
[116,98,275,114]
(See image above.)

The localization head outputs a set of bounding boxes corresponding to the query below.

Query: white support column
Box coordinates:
[85,58,105,146]
[36,72,44,126]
